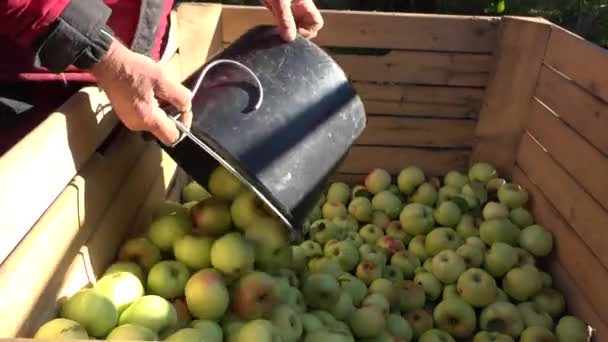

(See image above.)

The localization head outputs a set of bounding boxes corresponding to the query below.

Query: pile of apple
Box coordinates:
[32,162,594,342]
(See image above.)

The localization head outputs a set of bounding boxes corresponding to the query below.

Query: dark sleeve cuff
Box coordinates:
[33,0,115,73]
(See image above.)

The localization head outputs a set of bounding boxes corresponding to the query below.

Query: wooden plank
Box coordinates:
[544,25,608,102]
[526,98,608,211]
[329,173,367,185]
[354,82,485,106]
[364,101,478,118]
[357,116,475,147]
[517,133,608,269]
[338,146,470,175]
[512,166,608,325]
[471,16,552,176]
[221,5,499,53]
[331,50,492,87]
[535,64,608,154]
[177,3,223,80]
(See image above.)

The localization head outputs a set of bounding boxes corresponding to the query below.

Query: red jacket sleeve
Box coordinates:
[0,0,72,49]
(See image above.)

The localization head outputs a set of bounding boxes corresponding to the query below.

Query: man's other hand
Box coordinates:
[262,0,324,42]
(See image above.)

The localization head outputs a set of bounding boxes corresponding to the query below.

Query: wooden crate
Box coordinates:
[0,2,606,341]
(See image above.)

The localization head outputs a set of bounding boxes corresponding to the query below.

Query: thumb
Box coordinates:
[274,0,297,42]
[147,105,182,146]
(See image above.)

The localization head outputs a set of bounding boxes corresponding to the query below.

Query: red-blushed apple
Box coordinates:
[230,191,271,230]
[119,295,178,334]
[468,162,498,185]
[236,319,281,342]
[372,210,391,230]
[355,259,384,285]
[444,170,469,189]
[208,166,244,201]
[173,234,214,271]
[270,304,303,341]
[437,185,460,206]
[519,224,553,257]
[533,288,566,318]
[479,301,524,338]
[329,292,355,321]
[386,313,413,341]
[425,227,463,257]
[484,242,518,278]
[517,302,553,330]
[397,166,425,195]
[172,298,192,322]
[245,216,291,272]
[360,224,385,244]
[383,265,404,283]
[386,220,413,243]
[308,257,343,278]
[349,306,386,338]
[480,218,520,246]
[391,250,420,280]
[443,284,459,300]
[418,328,456,342]
[482,201,509,220]
[376,235,405,256]
[366,284,394,313]
[509,207,534,228]
[456,268,497,308]
[497,182,529,209]
[231,271,278,320]
[372,190,403,219]
[209,232,255,277]
[33,318,89,340]
[327,182,351,205]
[410,182,439,207]
[431,250,466,284]
[147,260,190,299]
[181,181,211,203]
[555,315,591,342]
[434,297,477,338]
[348,197,373,222]
[322,201,348,220]
[310,219,341,245]
[502,265,543,302]
[106,324,158,341]
[146,214,190,252]
[302,272,341,309]
[366,168,392,194]
[409,235,429,262]
[325,240,360,272]
[338,273,368,306]
[405,308,434,339]
[400,203,435,235]
[118,237,162,271]
[95,271,144,314]
[519,326,556,342]
[60,288,118,338]
[456,214,479,239]
[456,244,484,268]
[184,269,229,321]
[414,271,443,302]
[434,201,462,227]
[473,331,514,342]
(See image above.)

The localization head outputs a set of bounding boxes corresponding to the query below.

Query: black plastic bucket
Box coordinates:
[161,25,366,240]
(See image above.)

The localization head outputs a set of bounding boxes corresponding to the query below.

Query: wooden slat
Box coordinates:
[221,5,499,53]
[338,146,470,175]
[526,98,608,210]
[364,101,478,118]
[544,25,608,102]
[471,16,552,176]
[354,82,485,106]
[330,50,492,87]
[357,116,475,147]
[517,133,608,269]
[535,65,608,154]
[512,166,608,325]
[329,173,366,185]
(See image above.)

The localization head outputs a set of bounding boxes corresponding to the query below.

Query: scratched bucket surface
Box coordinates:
[163,25,366,239]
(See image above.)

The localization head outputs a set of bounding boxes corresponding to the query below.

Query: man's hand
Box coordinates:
[90,40,192,146]
[262,0,324,42]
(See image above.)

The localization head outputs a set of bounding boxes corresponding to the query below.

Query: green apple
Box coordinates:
[349,306,385,338]
[181,181,211,203]
[329,292,355,321]
[405,308,434,338]
[386,220,412,244]
[480,218,520,246]
[231,271,278,320]
[103,261,145,285]
[106,324,158,340]
[184,269,229,320]
[514,247,536,267]
[443,284,459,300]
[308,257,343,278]
[465,236,487,252]
[322,201,348,219]
[146,214,190,252]
[118,237,162,271]
[300,313,324,334]
[423,258,433,273]
[190,199,232,236]
[303,330,353,342]
[396,280,426,312]
[503,265,543,302]
[509,207,534,228]
[310,219,341,244]
[355,259,384,285]
[468,162,498,185]
[119,295,177,333]
[359,224,385,244]
[210,232,255,276]
[327,182,351,205]
[300,239,323,258]
[147,261,190,299]
[352,184,373,199]
[342,232,362,250]
[434,298,477,338]
[454,193,479,211]
[555,315,591,342]
[359,243,386,264]
[60,288,118,338]
[369,279,397,309]
[208,166,244,201]
[387,313,413,341]
[410,182,439,207]
[425,227,463,257]
[237,319,281,342]
[95,272,144,314]
[153,200,189,220]
[419,329,456,342]
[164,327,204,342]
[173,234,214,271]
[486,177,507,197]
[479,301,524,338]
[456,214,479,239]
[270,304,303,342]
[409,235,429,262]
[376,235,405,256]
[462,181,489,205]
[366,168,392,194]
[391,250,420,279]
[497,183,529,209]
[456,244,484,268]
[400,203,435,235]
[397,166,425,195]
[338,273,368,306]
[533,288,566,318]
[371,210,391,230]
[415,271,443,302]
[434,201,462,227]
[484,242,518,277]
[444,170,469,189]
[518,302,553,330]
[520,326,556,342]
[348,197,373,222]
[33,318,89,340]
[325,240,360,272]
[372,190,403,219]
[437,185,461,206]
[383,265,404,283]
[496,288,510,302]
[191,320,223,342]
[230,191,272,230]
[473,331,514,342]
[540,271,552,288]
[519,225,553,257]
[302,272,341,309]
[482,201,509,220]
[285,287,307,314]
[431,250,466,284]
[456,268,497,307]
[245,216,291,271]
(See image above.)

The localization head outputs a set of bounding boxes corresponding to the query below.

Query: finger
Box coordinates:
[154,71,193,113]
[180,110,193,130]
[273,0,298,42]
[147,105,181,146]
